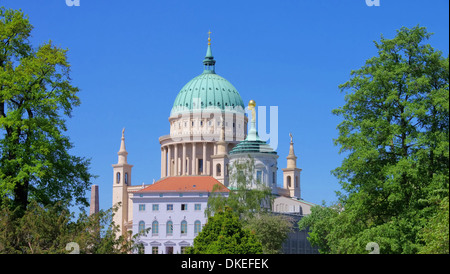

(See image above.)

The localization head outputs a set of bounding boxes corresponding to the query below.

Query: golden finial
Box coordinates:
[248,100,256,122]
[208,30,212,45]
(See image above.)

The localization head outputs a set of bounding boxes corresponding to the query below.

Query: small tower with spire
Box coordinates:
[282,133,302,198]
[203,30,216,73]
[211,120,229,185]
[112,128,133,237]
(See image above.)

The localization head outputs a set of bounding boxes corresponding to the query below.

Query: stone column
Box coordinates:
[174,144,178,176]
[161,147,165,178]
[182,143,186,175]
[192,143,197,175]
[167,145,172,177]
[202,142,207,175]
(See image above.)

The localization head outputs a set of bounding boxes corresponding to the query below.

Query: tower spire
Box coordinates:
[203,30,216,73]
[117,128,128,164]
[286,133,297,168]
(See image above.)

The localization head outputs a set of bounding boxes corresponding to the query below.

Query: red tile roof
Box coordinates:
[136,176,229,193]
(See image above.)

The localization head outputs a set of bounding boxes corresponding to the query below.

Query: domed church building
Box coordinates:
[110,33,317,254]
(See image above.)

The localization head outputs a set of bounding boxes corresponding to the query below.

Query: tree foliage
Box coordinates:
[0,201,145,254]
[186,206,263,254]
[301,26,449,254]
[244,213,293,254]
[205,157,292,253]
[0,7,94,212]
[205,157,273,221]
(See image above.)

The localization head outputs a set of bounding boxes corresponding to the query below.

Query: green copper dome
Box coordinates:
[170,40,245,117]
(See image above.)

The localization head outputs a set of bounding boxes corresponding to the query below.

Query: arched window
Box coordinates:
[166,221,173,235]
[295,176,299,188]
[216,164,221,176]
[138,221,145,233]
[194,220,201,234]
[181,220,187,235]
[287,176,291,187]
[125,172,128,185]
[116,172,121,184]
[152,221,159,235]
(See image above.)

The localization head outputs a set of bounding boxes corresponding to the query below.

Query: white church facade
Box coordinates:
[110,34,317,253]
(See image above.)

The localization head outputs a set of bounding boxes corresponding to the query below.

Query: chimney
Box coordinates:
[90,184,99,215]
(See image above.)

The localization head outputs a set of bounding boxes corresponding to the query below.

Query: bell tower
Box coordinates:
[282,133,301,198]
[211,122,229,185]
[112,128,133,237]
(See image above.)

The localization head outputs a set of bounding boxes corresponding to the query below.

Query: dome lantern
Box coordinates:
[203,30,216,73]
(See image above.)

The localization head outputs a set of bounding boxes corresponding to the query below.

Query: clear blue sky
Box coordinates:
[2,0,449,212]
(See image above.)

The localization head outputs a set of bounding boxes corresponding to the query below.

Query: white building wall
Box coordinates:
[131,192,212,254]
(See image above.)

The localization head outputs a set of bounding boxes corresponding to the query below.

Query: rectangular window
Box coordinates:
[152,204,159,211]
[198,159,203,174]
[257,170,262,183]
[167,204,173,211]
[152,246,158,254]
[195,204,201,211]
[181,204,188,211]
[139,204,145,211]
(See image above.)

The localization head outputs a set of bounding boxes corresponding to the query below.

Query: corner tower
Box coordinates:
[112,128,133,236]
[282,133,301,198]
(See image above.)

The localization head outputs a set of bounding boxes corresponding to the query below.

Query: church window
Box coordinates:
[256,170,262,183]
[273,172,276,184]
[295,176,299,188]
[181,204,188,211]
[124,172,128,185]
[195,204,201,211]
[216,164,221,176]
[152,221,159,235]
[138,221,145,233]
[181,221,187,235]
[166,221,173,235]
[194,221,201,234]
[167,204,173,211]
[287,176,292,187]
[198,159,203,174]
[116,172,120,184]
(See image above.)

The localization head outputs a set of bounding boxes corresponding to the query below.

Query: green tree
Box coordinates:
[186,206,263,254]
[0,7,94,212]
[298,202,340,254]
[0,201,147,254]
[206,157,292,254]
[418,196,449,254]
[244,213,292,254]
[206,157,273,221]
[302,26,449,254]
